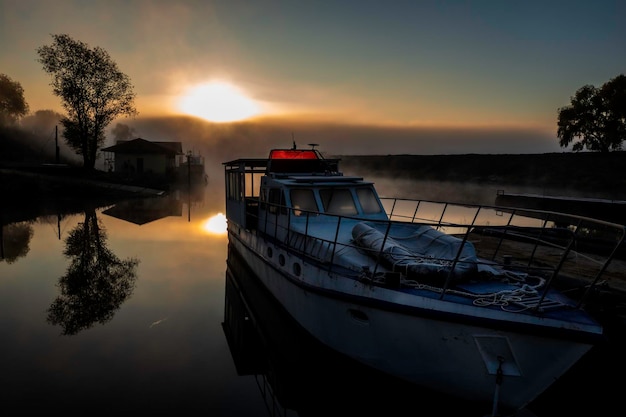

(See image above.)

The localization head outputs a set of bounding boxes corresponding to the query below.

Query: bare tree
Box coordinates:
[0,73,29,126]
[37,34,138,169]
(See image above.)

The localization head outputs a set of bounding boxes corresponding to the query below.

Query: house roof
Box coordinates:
[101,138,183,155]
[102,197,183,225]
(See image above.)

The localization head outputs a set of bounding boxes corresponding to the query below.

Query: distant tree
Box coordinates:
[21,109,63,137]
[0,73,29,126]
[111,122,137,142]
[36,34,138,169]
[557,74,626,152]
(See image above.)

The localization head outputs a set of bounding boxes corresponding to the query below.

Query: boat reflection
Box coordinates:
[222,243,487,417]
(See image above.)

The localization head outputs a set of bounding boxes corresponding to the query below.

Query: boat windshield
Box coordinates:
[356,187,383,214]
[290,189,319,216]
[319,189,358,215]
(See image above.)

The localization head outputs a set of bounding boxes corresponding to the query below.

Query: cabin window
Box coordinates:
[268,188,287,215]
[319,189,357,215]
[226,171,242,201]
[356,187,383,214]
[290,189,319,216]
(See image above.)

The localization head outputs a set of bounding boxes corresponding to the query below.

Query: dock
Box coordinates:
[495,190,626,225]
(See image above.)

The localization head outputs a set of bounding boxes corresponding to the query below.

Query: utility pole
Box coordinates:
[187,151,192,222]
[55,125,60,164]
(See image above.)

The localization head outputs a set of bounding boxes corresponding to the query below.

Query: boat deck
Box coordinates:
[259,195,626,327]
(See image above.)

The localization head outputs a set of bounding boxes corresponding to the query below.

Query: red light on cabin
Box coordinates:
[269,150,318,159]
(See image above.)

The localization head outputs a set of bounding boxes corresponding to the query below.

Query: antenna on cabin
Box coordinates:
[292,132,296,149]
[308,143,319,150]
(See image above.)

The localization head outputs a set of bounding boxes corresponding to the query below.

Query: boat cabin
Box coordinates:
[223,147,388,234]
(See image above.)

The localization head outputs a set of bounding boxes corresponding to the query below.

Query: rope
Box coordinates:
[382,272,547,312]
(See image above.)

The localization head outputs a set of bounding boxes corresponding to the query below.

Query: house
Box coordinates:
[101,138,183,178]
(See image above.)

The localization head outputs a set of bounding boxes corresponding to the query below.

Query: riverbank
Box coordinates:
[0,166,165,226]
[338,152,626,200]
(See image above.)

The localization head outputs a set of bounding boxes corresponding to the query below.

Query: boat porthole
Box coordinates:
[279,254,285,266]
[348,308,369,325]
[267,247,273,258]
[293,262,301,276]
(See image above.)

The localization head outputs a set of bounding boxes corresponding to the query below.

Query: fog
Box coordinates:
[9,113,573,205]
[360,176,595,207]
[5,112,619,222]
[102,115,564,181]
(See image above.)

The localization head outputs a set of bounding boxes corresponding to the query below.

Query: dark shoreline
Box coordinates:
[338,152,626,199]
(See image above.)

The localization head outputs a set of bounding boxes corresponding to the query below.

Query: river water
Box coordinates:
[1,176,623,416]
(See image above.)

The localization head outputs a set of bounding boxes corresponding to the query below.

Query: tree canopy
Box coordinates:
[557,74,626,152]
[0,73,29,126]
[36,34,138,169]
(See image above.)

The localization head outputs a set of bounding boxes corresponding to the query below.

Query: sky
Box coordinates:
[1,0,625,156]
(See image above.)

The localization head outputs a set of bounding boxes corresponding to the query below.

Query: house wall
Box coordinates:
[114,152,171,175]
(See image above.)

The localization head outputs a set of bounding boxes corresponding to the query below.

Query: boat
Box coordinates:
[223,144,626,416]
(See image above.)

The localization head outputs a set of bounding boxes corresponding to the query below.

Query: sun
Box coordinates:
[177,81,260,122]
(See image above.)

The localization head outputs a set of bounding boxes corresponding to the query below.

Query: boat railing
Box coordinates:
[252,197,626,311]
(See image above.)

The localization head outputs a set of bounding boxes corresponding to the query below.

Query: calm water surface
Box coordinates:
[1,183,256,416]
[1,178,622,416]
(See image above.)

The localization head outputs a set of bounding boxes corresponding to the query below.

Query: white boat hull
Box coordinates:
[228,227,593,413]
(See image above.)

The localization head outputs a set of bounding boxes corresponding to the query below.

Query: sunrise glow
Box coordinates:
[177,81,260,122]
[202,213,227,235]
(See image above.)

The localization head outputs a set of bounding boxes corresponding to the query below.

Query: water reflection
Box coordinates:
[102,195,183,225]
[99,183,209,225]
[0,221,33,263]
[2,175,623,416]
[0,183,242,416]
[46,207,139,335]
[203,213,228,234]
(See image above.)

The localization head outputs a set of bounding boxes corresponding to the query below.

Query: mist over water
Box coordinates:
[363,177,602,207]
[7,113,600,212]
[88,114,566,197]
[110,115,562,168]
[371,177,500,205]
[12,113,564,182]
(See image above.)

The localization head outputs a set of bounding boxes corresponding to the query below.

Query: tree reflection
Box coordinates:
[47,208,139,335]
[0,222,34,263]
